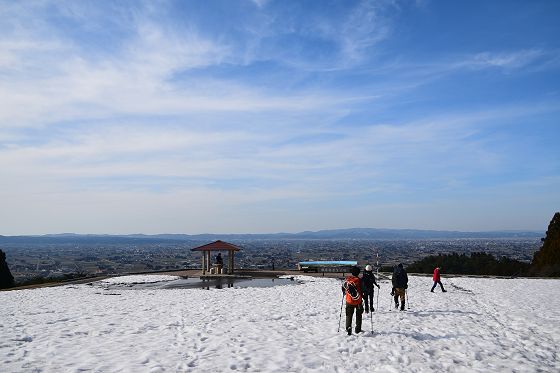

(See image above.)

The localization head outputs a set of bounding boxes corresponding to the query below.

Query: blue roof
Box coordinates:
[298,261,357,266]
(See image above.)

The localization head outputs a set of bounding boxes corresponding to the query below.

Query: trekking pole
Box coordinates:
[337,291,344,332]
[369,295,374,334]
[370,307,373,334]
[406,289,410,310]
[376,286,380,312]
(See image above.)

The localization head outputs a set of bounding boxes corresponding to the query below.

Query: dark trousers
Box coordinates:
[345,303,363,333]
[431,280,445,292]
[363,291,374,312]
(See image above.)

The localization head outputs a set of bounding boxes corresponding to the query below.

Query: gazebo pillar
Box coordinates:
[228,249,234,274]
[202,251,206,274]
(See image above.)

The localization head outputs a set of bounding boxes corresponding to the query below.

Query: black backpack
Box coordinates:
[392,266,408,288]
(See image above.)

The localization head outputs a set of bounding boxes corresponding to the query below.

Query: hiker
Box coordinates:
[391,263,408,311]
[431,266,447,292]
[361,264,379,313]
[215,253,224,271]
[341,266,364,335]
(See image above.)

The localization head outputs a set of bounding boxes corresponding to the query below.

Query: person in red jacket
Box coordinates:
[431,266,447,292]
[341,266,364,335]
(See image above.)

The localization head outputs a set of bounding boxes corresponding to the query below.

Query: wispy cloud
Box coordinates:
[463,49,550,71]
[337,0,394,63]
[2,101,556,195]
[0,25,341,130]
[250,0,270,9]
[229,0,399,71]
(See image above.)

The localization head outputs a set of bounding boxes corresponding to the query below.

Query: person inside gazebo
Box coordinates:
[216,252,224,271]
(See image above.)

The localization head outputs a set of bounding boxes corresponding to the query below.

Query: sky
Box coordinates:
[0,0,559,235]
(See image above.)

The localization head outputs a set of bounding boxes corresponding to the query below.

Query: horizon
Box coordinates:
[1,1,559,235]
[0,226,545,238]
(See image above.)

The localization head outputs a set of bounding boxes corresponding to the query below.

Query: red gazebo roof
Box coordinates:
[191,240,242,252]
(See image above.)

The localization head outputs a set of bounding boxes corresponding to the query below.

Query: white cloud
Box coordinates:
[372,48,560,87]
[2,101,553,202]
[468,49,545,70]
[0,13,363,131]
[230,0,398,71]
[250,0,270,9]
[404,48,557,77]
[338,0,393,63]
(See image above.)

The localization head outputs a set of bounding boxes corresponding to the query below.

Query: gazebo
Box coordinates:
[191,240,241,275]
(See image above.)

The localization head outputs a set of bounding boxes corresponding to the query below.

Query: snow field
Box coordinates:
[1,275,559,372]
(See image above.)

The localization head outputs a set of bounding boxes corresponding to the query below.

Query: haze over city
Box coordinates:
[1,0,559,235]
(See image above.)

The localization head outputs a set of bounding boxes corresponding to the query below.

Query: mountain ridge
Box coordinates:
[0,227,543,244]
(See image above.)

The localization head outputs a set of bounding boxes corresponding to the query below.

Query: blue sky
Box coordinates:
[0,0,559,234]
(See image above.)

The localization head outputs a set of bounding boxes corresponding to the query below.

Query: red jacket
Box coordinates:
[433,267,441,281]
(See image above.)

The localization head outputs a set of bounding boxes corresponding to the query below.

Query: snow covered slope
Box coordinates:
[1,275,558,372]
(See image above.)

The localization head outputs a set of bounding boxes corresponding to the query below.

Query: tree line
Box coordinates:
[406,252,531,276]
[401,212,560,277]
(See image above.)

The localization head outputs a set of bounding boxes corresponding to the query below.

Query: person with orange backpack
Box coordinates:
[341,266,364,335]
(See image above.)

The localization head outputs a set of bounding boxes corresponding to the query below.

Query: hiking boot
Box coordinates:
[364,308,369,314]
[355,328,363,333]
[442,290,447,292]
[394,302,399,309]
[347,327,352,336]
[400,302,405,311]
[430,289,434,292]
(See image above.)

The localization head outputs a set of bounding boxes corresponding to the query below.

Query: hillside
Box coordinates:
[531,212,560,276]
[1,274,558,372]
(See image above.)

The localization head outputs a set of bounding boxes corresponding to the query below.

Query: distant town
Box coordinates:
[0,231,542,282]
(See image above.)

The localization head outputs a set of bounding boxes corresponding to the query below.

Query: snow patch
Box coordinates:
[99,274,181,285]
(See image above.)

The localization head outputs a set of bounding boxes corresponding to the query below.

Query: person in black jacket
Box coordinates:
[216,253,223,266]
[391,263,408,311]
[361,265,379,313]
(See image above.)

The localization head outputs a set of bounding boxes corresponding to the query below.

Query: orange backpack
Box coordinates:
[344,276,362,306]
